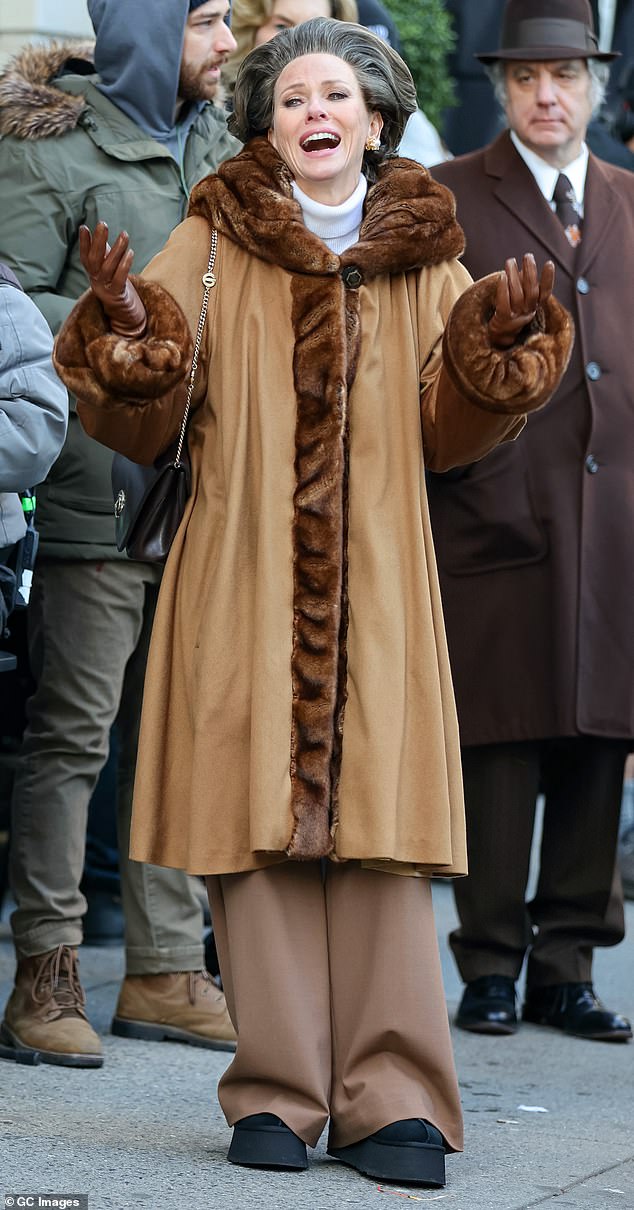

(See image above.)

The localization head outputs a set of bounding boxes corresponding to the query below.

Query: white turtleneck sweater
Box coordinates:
[292,176,368,254]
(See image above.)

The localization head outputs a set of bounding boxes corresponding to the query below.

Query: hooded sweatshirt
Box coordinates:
[88,0,201,159]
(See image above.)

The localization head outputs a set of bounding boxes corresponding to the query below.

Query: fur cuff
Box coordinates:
[442,274,574,415]
[53,278,193,408]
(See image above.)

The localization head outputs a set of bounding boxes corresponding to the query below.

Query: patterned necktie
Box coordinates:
[552,173,582,247]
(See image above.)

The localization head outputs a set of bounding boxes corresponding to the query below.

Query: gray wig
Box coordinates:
[228,16,417,175]
[486,59,609,118]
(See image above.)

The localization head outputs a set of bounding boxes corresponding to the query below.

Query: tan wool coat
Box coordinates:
[54,139,573,876]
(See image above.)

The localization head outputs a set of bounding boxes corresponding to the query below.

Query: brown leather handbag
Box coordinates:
[111,229,218,563]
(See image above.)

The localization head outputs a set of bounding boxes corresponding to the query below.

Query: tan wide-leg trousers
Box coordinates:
[206,862,463,1152]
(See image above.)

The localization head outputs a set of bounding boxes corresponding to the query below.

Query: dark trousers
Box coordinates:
[451,736,628,988]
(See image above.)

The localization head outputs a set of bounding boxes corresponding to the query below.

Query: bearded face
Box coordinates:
[178,56,223,102]
[178,1,236,103]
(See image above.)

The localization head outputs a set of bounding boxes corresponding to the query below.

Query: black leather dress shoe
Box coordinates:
[523,983,632,1042]
[455,975,517,1035]
[327,1118,445,1187]
[227,1113,308,1170]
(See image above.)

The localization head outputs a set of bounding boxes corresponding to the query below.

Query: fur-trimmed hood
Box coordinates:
[0,42,95,140]
[189,137,465,280]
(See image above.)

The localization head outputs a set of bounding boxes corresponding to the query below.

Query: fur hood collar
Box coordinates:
[0,42,95,140]
[189,137,465,279]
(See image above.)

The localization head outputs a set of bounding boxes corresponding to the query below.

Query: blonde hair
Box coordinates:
[225,0,359,92]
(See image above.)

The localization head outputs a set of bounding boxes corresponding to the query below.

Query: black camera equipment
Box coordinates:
[0,489,39,672]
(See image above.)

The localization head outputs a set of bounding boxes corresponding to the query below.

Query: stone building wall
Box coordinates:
[0,0,92,66]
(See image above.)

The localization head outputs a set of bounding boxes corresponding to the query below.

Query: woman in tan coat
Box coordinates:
[54,17,572,1189]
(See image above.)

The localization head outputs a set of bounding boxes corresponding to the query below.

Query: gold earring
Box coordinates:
[365,133,381,152]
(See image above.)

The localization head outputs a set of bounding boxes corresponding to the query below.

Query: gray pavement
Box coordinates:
[1,883,633,1210]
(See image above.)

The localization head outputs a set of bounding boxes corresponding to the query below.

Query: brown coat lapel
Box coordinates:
[482,132,622,281]
[577,153,623,276]
[483,132,578,276]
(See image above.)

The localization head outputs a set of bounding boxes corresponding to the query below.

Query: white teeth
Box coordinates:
[302,132,339,147]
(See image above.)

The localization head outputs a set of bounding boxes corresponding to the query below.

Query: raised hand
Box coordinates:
[78,221,147,338]
[488,253,555,350]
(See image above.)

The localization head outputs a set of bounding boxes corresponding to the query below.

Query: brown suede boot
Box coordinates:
[0,945,103,1067]
[112,970,237,1051]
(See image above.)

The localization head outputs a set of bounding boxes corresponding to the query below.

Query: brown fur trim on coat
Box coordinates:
[0,41,94,139]
[189,137,466,281]
[286,278,361,858]
[442,273,575,416]
[53,278,193,409]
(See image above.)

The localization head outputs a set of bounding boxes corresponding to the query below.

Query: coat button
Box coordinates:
[586,361,602,381]
[576,276,590,294]
[585,454,599,474]
[342,265,363,289]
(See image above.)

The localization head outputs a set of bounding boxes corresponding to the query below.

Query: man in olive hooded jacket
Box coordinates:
[0,0,240,1067]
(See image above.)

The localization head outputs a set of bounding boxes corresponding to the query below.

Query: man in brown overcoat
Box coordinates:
[428,0,633,1042]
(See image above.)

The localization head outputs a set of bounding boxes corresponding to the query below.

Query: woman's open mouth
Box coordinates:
[299,130,341,154]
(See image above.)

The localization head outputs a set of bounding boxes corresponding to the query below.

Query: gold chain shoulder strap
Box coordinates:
[174,227,218,466]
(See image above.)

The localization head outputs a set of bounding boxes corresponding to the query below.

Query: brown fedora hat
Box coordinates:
[476,0,618,64]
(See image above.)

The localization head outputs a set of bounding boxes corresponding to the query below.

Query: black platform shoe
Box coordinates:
[327,1118,446,1187]
[455,975,517,1035]
[523,983,632,1042]
[227,1113,308,1170]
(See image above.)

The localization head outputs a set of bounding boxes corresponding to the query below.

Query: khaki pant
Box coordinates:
[207,862,463,1152]
[9,559,203,973]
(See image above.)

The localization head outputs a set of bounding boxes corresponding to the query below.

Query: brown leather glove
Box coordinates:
[488,254,555,350]
[78,222,147,338]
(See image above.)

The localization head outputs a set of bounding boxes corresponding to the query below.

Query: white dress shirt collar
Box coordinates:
[510,130,589,214]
